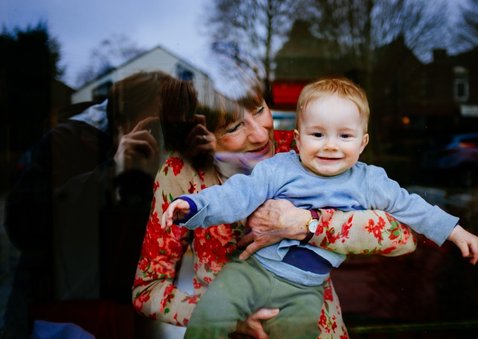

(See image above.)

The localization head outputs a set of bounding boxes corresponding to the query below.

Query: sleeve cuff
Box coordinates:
[175,196,198,223]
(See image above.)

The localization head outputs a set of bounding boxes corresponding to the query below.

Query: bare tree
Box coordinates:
[455,0,478,50]
[205,0,306,100]
[75,34,146,87]
[307,0,447,67]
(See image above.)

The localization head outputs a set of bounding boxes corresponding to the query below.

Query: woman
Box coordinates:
[132,87,416,338]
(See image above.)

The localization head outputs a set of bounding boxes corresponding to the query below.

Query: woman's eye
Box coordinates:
[225,122,243,134]
[255,106,265,115]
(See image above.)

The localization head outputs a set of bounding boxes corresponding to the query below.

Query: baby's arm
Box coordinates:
[162,199,190,228]
[447,225,478,265]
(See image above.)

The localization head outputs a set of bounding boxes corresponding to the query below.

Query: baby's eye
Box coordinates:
[340,134,352,139]
[313,132,323,138]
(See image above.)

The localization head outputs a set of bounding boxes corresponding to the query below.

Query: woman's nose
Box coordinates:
[247,118,269,144]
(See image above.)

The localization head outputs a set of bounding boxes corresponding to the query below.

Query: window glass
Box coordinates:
[1,1,478,337]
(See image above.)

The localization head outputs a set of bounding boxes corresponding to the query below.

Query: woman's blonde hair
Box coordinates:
[296,77,370,131]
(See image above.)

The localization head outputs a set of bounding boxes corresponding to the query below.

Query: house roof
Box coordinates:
[75,44,210,91]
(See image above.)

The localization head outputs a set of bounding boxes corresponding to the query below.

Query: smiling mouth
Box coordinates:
[318,156,341,161]
[249,142,271,153]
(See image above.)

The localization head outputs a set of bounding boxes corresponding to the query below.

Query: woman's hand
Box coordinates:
[233,308,280,339]
[238,199,310,260]
[114,116,161,178]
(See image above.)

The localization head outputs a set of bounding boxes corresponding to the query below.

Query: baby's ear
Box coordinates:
[360,133,369,153]
[294,129,301,150]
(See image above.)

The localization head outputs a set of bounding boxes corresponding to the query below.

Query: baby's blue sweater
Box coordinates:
[182,151,458,286]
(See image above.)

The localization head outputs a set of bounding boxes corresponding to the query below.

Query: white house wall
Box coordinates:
[72,47,213,104]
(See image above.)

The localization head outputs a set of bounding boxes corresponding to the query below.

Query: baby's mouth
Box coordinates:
[318,156,341,161]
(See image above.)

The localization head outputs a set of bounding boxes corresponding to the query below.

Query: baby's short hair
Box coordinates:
[296,77,370,131]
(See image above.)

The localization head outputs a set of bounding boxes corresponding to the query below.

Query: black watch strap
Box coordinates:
[300,209,321,244]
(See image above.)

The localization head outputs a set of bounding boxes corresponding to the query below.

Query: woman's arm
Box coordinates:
[308,208,417,256]
[132,156,197,326]
[240,199,416,260]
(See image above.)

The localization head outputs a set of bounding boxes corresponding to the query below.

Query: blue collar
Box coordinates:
[70,100,109,133]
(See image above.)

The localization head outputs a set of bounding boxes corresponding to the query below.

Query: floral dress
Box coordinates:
[133,130,416,339]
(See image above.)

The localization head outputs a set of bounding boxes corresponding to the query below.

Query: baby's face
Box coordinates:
[294,94,369,177]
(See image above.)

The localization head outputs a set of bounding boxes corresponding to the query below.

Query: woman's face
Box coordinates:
[215,102,274,158]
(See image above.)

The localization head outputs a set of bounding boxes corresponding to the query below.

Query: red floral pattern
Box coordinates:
[193,226,238,273]
[163,156,184,176]
[274,129,297,153]
[365,216,386,243]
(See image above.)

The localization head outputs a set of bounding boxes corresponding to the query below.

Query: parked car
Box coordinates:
[420,132,478,186]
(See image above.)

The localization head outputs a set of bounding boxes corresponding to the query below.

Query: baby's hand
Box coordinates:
[161,199,191,229]
[448,225,478,265]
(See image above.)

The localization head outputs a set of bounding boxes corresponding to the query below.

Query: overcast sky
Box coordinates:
[0,0,215,88]
[1,0,469,92]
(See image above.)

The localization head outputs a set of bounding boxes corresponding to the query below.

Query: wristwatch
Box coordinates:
[300,209,321,244]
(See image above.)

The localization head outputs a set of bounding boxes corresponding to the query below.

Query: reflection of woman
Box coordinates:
[4,71,195,339]
[133,88,416,338]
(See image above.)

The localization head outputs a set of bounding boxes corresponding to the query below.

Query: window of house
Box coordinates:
[176,64,194,81]
[453,66,469,103]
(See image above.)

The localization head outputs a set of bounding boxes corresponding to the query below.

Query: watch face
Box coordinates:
[308,220,320,233]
